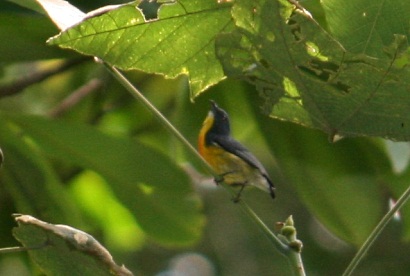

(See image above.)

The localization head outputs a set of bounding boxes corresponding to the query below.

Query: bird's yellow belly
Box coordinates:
[201,146,259,186]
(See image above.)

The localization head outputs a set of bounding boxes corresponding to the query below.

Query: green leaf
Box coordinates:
[322,0,410,58]
[0,13,75,62]
[216,0,410,141]
[7,115,205,246]
[69,171,146,250]
[13,214,133,276]
[385,164,410,242]
[0,119,83,226]
[47,0,233,97]
[255,116,389,246]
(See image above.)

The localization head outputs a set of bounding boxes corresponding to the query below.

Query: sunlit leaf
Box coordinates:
[70,171,146,251]
[47,0,233,97]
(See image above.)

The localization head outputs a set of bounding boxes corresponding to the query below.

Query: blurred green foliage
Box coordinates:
[0,0,410,275]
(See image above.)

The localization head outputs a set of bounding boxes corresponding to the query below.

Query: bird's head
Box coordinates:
[207,100,230,136]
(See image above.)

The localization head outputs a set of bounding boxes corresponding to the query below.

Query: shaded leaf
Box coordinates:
[47,0,233,97]
[252,110,390,246]
[0,119,83,226]
[7,115,204,246]
[13,214,133,276]
[0,13,75,62]
[217,0,410,141]
[322,0,410,58]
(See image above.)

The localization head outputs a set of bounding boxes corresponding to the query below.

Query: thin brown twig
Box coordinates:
[0,57,89,98]
[48,78,103,117]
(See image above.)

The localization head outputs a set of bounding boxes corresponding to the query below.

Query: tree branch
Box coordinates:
[0,58,88,98]
[48,78,103,117]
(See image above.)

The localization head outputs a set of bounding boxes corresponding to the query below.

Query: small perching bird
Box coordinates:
[198,101,275,201]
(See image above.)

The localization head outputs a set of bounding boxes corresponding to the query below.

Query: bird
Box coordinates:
[198,100,275,201]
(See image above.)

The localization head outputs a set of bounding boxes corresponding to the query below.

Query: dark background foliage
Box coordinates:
[0,0,410,275]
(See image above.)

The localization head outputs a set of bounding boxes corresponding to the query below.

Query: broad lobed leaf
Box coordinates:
[47,0,233,97]
[217,0,410,141]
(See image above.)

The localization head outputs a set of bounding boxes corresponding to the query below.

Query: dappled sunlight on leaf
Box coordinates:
[69,170,146,251]
[47,0,233,97]
[217,0,410,141]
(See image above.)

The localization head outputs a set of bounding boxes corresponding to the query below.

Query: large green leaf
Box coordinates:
[252,108,390,246]
[13,214,133,276]
[47,0,233,97]
[0,120,83,226]
[216,0,410,141]
[7,115,204,246]
[322,0,410,58]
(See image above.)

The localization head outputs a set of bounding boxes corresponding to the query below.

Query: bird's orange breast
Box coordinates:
[198,109,256,185]
[199,143,255,185]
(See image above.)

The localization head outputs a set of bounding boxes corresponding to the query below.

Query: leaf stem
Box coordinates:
[240,204,305,276]
[0,246,28,254]
[0,244,46,254]
[343,184,410,276]
[104,63,304,275]
[103,63,210,173]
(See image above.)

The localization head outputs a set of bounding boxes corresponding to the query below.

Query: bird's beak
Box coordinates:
[209,100,218,112]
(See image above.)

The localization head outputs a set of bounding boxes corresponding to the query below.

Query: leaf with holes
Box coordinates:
[216,0,410,141]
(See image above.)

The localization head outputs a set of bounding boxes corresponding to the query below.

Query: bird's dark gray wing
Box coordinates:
[213,135,275,198]
[213,136,265,171]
